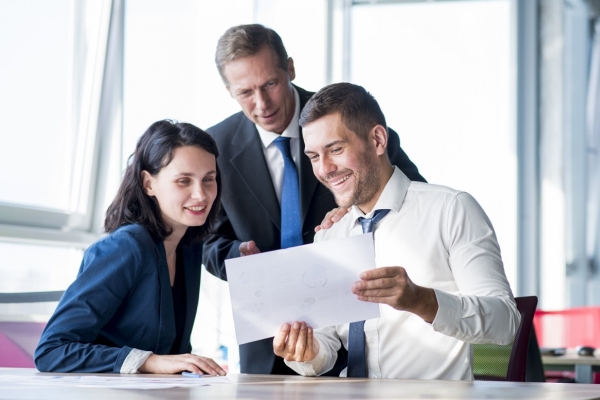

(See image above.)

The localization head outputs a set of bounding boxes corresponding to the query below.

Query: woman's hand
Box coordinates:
[138,353,227,376]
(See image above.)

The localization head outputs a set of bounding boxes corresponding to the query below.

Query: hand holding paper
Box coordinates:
[273,321,320,362]
[225,233,380,345]
[352,266,439,323]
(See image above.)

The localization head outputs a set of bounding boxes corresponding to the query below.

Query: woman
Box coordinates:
[35,120,227,376]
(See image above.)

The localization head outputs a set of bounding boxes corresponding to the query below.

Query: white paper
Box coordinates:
[225,233,380,345]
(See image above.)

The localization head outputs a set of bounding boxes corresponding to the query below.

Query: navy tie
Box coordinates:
[347,208,390,378]
[273,136,303,248]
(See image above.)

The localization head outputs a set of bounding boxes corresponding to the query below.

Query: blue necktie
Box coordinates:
[273,136,303,248]
[347,208,390,378]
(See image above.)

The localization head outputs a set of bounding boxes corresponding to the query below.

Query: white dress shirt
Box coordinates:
[255,87,301,204]
[286,167,520,380]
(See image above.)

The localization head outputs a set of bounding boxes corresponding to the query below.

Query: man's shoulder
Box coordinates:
[207,111,250,140]
[294,85,315,109]
[407,181,463,197]
[406,181,479,212]
[314,213,354,243]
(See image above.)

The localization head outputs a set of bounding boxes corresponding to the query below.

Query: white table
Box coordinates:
[542,348,600,384]
[1,368,600,399]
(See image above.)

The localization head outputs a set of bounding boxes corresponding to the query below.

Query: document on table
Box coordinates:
[225,233,380,345]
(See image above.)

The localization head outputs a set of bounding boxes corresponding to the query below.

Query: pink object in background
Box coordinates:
[0,322,46,368]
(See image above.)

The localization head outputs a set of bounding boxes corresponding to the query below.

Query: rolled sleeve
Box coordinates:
[120,348,153,374]
[284,343,329,376]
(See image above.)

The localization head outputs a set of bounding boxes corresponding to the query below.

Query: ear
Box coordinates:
[371,125,388,156]
[287,57,296,81]
[141,170,155,196]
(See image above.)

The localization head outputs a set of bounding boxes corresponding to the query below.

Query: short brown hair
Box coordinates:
[299,82,387,141]
[215,24,289,84]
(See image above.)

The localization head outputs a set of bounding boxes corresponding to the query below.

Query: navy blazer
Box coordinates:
[203,85,426,374]
[34,224,202,373]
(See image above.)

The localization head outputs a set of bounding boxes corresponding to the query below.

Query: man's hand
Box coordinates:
[315,207,351,232]
[239,240,261,256]
[352,267,439,323]
[138,353,227,376]
[273,321,319,362]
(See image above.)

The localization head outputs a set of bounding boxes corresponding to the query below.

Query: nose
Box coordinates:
[191,182,206,201]
[255,89,270,112]
[317,156,336,179]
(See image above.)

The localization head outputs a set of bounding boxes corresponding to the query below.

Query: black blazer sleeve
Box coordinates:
[202,206,238,281]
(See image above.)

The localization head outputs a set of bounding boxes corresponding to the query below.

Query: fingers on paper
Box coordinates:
[239,240,260,256]
[273,321,315,362]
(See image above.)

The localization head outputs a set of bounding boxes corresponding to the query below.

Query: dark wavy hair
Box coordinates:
[104,120,221,244]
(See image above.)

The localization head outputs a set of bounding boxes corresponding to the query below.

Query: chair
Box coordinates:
[0,291,63,368]
[472,296,539,382]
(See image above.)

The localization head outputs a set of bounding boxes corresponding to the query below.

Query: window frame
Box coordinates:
[0,0,122,248]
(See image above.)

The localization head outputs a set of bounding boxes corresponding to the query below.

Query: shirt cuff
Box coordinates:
[284,340,330,376]
[430,288,462,336]
[120,348,153,374]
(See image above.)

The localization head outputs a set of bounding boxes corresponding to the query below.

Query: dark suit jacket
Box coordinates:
[203,85,425,374]
[35,224,202,373]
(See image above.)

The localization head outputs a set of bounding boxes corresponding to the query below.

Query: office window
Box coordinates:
[0,0,110,216]
[350,0,517,288]
[0,0,111,303]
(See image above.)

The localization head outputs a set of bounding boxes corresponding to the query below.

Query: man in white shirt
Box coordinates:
[273,82,520,380]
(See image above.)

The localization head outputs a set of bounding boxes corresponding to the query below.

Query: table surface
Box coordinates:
[1,368,600,400]
[542,348,600,366]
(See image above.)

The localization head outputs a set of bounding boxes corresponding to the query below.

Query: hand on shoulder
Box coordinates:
[314,207,351,233]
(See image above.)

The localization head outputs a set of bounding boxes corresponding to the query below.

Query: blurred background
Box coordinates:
[1,0,600,372]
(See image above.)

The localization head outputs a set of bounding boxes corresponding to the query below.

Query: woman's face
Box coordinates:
[142,145,218,237]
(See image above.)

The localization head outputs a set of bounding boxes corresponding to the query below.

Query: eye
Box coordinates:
[307,154,319,162]
[203,176,215,183]
[266,81,277,88]
[177,178,190,185]
[331,147,342,154]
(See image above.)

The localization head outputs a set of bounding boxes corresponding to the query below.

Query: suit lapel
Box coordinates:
[230,118,281,229]
[298,132,319,225]
[295,86,319,226]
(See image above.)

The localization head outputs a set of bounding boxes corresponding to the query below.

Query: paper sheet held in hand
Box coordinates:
[225,233,380,345]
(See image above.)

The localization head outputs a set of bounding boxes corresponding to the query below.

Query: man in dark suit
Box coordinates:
[202,24,426,375]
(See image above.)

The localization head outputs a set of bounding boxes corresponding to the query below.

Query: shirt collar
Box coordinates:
[256,86,300,147]
[349,166,411,228]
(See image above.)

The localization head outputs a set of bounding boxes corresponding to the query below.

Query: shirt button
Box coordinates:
[371,374,378,379]
[368,338,375,345]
